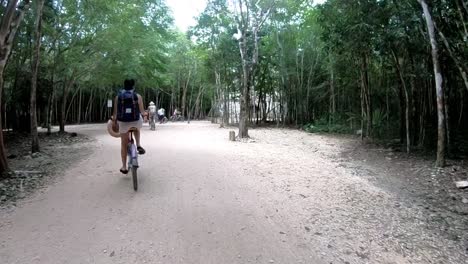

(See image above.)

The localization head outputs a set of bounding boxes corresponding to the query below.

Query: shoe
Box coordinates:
[137,146,146,155]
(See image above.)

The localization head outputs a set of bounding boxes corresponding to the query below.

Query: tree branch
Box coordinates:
[0,0,19,39]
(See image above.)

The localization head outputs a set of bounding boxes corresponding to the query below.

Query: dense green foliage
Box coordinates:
[189,0,467,155]
[9,0,177,126]
[0,0,467,173]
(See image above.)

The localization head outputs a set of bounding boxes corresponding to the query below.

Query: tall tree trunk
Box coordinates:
[444,79,450,154]
[392,49,411,153]
[419,0,446,167]
[360,77,365,141]
[329,62,336,125]
[0,0,31,175]
[194,86,205,121]
[77,87,82,124]
[187,81,195,123]
[256,85,262,124]
[223,84,229,124]
[30,0,45,153]
[0,69,8,174]
[85,88,94,122]
[181,69,192,118]
[458,89,464,126]
[238,30,250,138]
[361,54,372,137]
[60,75,76,133]
[235,1,271,137]
[419,85,427,147]
[47,83,55,135]
[214,70,225,127]
[65,85,81,122]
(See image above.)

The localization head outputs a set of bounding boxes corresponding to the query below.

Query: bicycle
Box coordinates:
[127,127,139,191]
[159,115,168,124]
[170,114,183,122]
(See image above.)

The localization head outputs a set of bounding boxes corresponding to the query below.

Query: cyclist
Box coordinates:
[172,108,181,120]
[112,79,147,174]
[157,107,166,123]
[148,101,157,126]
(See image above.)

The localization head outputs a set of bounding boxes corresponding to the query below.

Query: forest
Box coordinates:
[0,0,467,175]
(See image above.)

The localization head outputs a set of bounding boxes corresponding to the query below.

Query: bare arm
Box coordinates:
[112,96,118,121]
[138,94,147,121]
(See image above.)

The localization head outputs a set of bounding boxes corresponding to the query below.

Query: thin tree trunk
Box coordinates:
[329,60,336,125]
[256,86,262,124]
[85,88,94,122]
[65,85,80,123]
[419,0,446,167]
[455,0,468,38]
[361,54,372,137]
[100,96,106,122]
[214,70,225,127]
[170,84,174,116]
[181,69,192,118]
[392,49,411,153]
[200,93,204,119]
[386,80,390,129]
[360,76,365,141]
[187,82,195,123]
[223,82,228,124]
[77,87,82,124]
[194,86,205,121]
[458,89,463,126]
[234,95,239,124]
[47,86,55,135]
[444,79,450,155]
[60,74,76,133]
[436,27,468,92]
[30,0,45,153]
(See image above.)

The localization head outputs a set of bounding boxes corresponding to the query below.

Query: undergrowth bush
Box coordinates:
[303,116,353,134]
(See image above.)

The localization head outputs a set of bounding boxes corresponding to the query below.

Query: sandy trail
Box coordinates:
[0,122,465,264]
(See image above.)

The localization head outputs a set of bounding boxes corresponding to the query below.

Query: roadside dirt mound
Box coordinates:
[1,131,92,208]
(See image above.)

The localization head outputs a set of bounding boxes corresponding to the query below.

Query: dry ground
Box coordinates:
[0,121,466,264]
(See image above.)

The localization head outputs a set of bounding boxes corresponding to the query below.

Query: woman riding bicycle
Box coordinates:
[112,79,147,174]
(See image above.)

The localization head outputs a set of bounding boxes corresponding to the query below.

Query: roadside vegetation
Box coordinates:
[1,0,466,176]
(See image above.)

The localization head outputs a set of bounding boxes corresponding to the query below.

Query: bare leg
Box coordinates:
[134,129,141,147]
[120,133,129,170]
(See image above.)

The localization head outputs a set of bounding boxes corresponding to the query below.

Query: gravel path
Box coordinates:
[0,122,466,264]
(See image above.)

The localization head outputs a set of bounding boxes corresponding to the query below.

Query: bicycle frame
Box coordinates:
[127,131,139,168]
[127,129,139,191]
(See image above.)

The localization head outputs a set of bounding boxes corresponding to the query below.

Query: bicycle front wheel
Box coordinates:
[132,167,138,191]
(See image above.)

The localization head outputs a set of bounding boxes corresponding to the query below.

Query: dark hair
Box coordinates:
[124,79,135,90]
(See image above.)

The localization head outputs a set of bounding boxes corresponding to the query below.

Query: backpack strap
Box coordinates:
[119,90,125,118]
[133,92,138,120]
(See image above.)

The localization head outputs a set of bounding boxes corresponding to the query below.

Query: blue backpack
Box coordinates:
[117,89,140,122]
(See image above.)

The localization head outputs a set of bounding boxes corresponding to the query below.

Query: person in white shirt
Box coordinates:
[157,107,166,123]
[147,101,157,125]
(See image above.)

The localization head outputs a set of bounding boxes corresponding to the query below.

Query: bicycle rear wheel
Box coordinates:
[132,166,138,191]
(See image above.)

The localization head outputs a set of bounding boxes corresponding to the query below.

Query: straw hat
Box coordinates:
[107,119,120,138]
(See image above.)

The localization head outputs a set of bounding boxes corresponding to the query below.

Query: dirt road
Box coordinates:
[0,122,466,264]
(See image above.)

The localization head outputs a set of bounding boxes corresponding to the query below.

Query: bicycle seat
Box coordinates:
[128,127,138,132]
